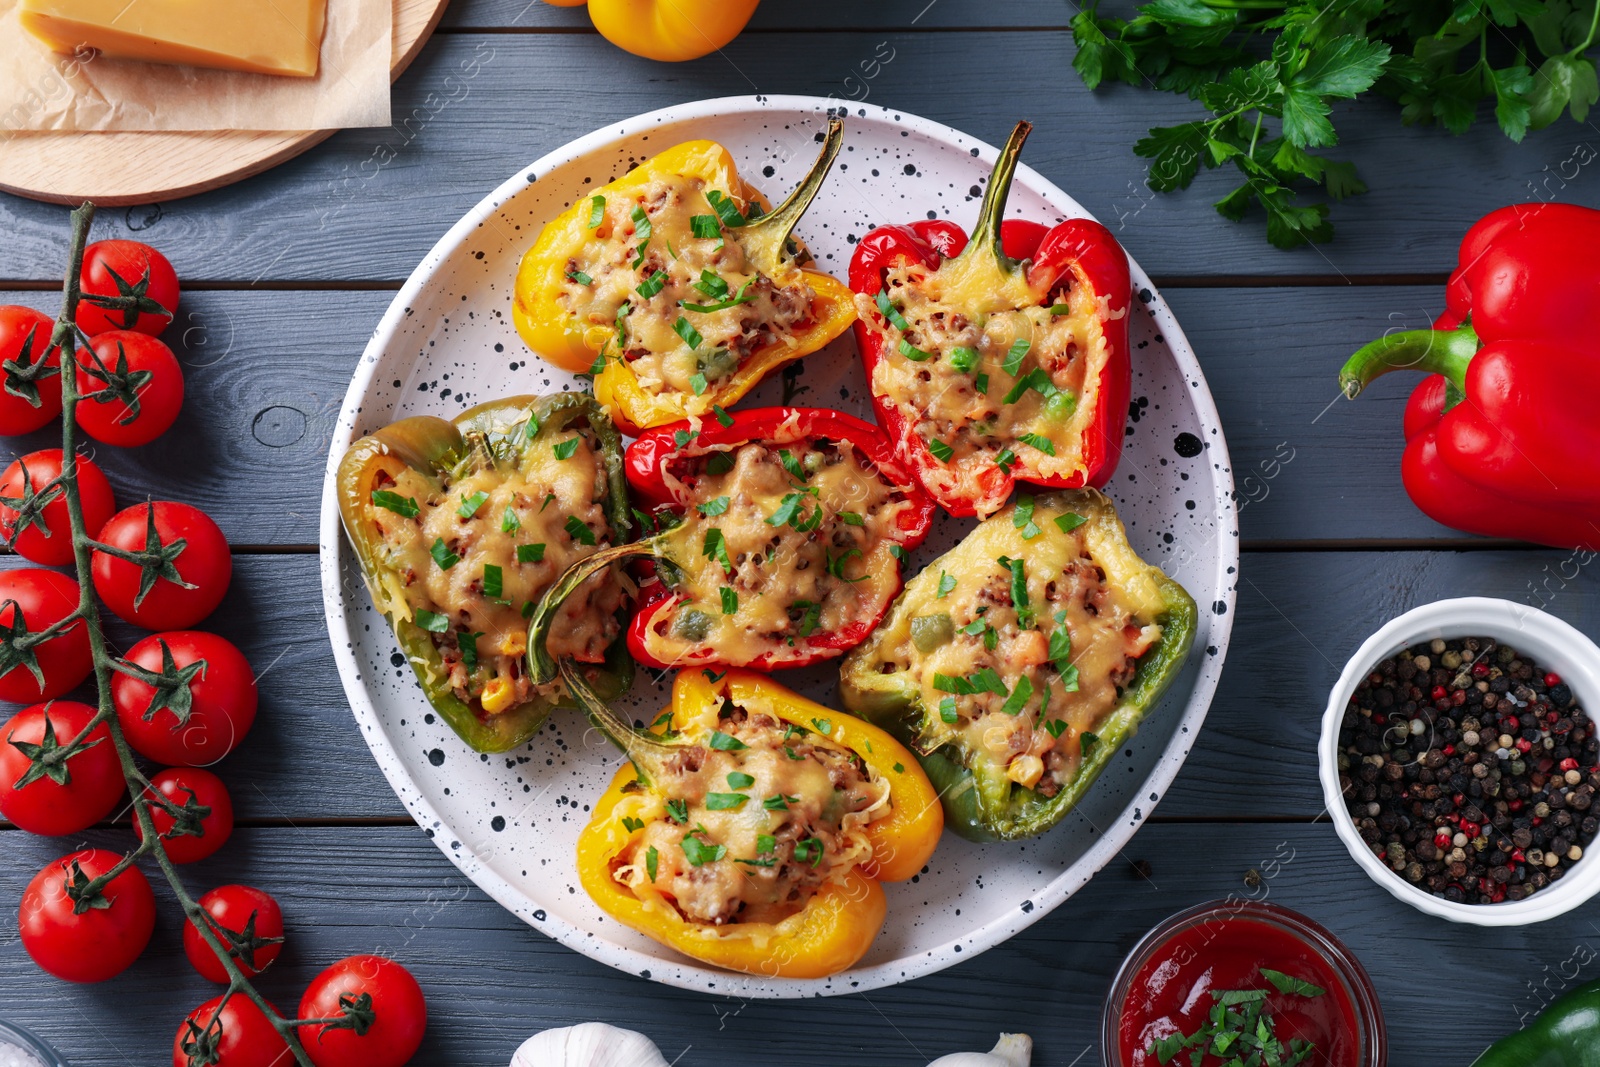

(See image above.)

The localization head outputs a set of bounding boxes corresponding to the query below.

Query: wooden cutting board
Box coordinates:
[0,0,450,207]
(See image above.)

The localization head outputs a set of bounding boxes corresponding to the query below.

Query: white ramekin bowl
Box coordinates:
[1320,597,1600,926]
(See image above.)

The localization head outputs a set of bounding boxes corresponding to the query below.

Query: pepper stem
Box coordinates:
[524,536,665,685]
[740,116,844,271]
[958,119,1033,270]
[558,659,676,787]
[1339,323,1479,406]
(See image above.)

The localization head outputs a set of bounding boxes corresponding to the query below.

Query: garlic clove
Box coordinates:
[511,1022,671,1067]
[925,1032,1033,1067]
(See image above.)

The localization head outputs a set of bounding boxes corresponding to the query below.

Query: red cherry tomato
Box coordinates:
[92,502,231,629]
[75,330,185,447]
[298,955,427,1067]
[136,766,233,864]
[0,568,92,702]
[76,240,179,338]
[184,884,285,984]
[0,449,116,566]
[173,995,293,1067]
[0,306,63,436]
[0,701,124,836]
[113,631,257,766]
[19,847,155,982]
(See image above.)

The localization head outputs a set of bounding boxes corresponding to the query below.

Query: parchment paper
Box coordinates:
[0,0,391,133]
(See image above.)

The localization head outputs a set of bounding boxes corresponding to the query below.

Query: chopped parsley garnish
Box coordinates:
[939,696,958,724]
[673,317,703,351]
[635,270,668,299]
[708,730,747,751]
[517,543,546,563]
[793,837,825,867]
[894,762,905,773]
[456,491,489,519]
[674,428,699,449]
[933,670,1008,697]
[810,718,833,736]
[1013,495,1042,539]
[1048,302,1070,315]
[585,195,605,229]
[875,290,912,331]
[1081,732,1101,760]
[756,833,776,853]
[1262,969,1326,997]
[429,538,459,570]
[937,571,957,598]
[680,279,757,313]
[645,845,659,882]
[1002,366,1059,405]
[720,587,738,615]
[793,600,822,637]
[1055,512,1088,534]
[371,490,419,517]
[681,834,726,867]
[621,816,644,833]
[564,516,596,545]
[826,547,863,581]
[705,451,735,475]
[704,792,748,811]
[974,372,990,395]
[838,511,864,526]
[1000,675,1034,716]
[766,492,805,527]
[690,215,722,239]
[706,189,746,229]
[763,793,797,810]
[689,372,708,396]
[413,608,449,633]
[927,439,954,462]
[889,544,908,563]
[1002,338,1031,377]
[1048,628,1080,692]
[457,631,483,671]
[482,564,503,598]
[631,240,648,270]
[501,507,521,534]
[566,269,593,286]
[782,723,808,740]
[1004,557,1034,628]
[1044,719,1068,739]
[1018,432,1056,456]
[697,496,730,516]
[692,269,729,299]
[630,204,652,241]
[712,404,734,428]
[552,437,581,460]
[779,449,807,482]
[898,338,933,362]
[948,346,980,373]
[703,528,732,573]
[665,798,689,824]
[727,772,755,789]
[994,448,1017,475]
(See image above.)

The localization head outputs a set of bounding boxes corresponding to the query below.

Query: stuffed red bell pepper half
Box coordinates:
[849,119,1133,519]
[527,407,936,677]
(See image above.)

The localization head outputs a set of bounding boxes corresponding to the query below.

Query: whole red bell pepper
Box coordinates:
[1339,203,1600,551]
[848,119,1132,519]
[526,406,936,678]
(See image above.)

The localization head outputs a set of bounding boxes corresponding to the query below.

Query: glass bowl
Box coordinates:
[0,1020,68,1067]
[1100,899,1386,1066]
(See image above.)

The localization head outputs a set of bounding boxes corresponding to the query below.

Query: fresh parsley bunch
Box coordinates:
[1072,0,1600,247]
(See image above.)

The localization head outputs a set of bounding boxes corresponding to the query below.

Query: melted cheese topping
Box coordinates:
[360,423,625,712]
[643,436,915,666]
[871,496,1164,795]
[559,175,816,405]
[856,260,1121,514]
[611,703,890,927]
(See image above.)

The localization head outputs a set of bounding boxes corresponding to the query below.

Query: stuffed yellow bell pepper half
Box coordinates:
[541,0,760,63]
[513,118,855,434]
[560,663,942,978]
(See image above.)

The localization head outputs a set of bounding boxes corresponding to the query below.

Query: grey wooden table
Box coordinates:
[3,3,1599,1063]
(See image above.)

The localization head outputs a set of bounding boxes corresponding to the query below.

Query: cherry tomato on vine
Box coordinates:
[19,847,155,982]
[0,306,63,436]
[0,701,123,836]
[184,884,285,983]
[184,885,284,983]
[76,330,184,447]
[298,955,427,1067]
[92,502,231,629]
[136,766,234,864]
[76,240,179,338]
[0,449,116,566]
[0,568,92,702]
[113,630,257,766]
[173,994,293,1067]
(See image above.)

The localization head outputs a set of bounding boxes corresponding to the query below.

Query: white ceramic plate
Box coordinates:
[319,95,1239,997]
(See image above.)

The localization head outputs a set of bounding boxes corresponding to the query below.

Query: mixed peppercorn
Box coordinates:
[1337,637,1598,905]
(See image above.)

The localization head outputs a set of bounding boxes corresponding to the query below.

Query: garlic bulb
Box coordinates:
[926,1033,1033,1067]
[511,1023,670,1067]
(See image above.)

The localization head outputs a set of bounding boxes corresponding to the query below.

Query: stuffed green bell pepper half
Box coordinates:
[839,489,1196,841]
[336,394,633,752]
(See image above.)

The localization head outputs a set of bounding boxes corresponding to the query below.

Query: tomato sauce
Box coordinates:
[1117,914,1362,1067]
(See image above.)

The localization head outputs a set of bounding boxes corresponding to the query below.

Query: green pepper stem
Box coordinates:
[524,536,665,685]
[558,659,676,787]
[741,116,844,271]
[958,119,1033,271]
[1339,323,1479,402]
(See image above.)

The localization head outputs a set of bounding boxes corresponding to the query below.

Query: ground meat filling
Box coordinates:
[614,704,890,927]
[856,260,1116,507]
[557,174,816,398]
[645,435,916,665]
[361,421,625,714]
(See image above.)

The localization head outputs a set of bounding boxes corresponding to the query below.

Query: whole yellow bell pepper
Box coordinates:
[512,119,855,435]
[562,664,943,978]
[542,0,760,63]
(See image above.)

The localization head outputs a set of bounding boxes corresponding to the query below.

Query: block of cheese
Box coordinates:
[19,0,329,78]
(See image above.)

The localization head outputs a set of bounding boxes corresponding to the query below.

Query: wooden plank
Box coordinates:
[0,822,1579,1065]
[0,283,1485,548]
[2,31,1595,283]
